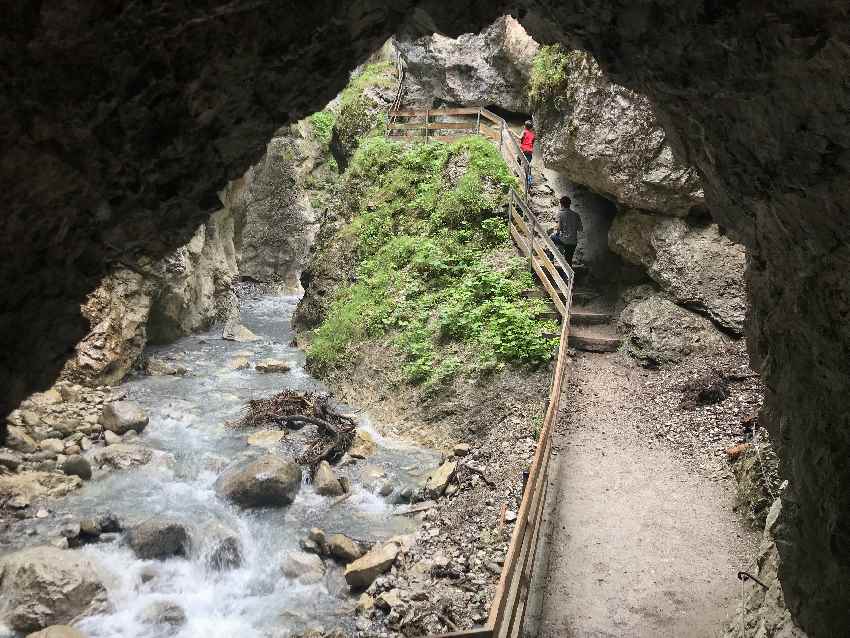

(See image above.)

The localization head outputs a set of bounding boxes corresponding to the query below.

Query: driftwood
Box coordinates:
[232,390,356,471]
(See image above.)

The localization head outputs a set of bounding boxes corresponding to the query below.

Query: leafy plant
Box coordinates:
[528,44,589,110]
[308,110,336,146]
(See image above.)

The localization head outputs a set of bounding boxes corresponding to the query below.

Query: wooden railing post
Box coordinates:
[425,108,430,144]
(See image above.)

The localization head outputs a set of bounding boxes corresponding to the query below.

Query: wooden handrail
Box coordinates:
[386,104,573,638]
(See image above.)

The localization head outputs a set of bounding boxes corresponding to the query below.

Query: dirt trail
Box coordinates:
[530,352,758,638]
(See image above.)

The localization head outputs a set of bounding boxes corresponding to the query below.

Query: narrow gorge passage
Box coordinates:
[536,353,758,637]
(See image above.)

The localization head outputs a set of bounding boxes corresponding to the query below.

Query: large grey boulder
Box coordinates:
[619,296,731,365]
[610,211,747,334]
[536,50,703,217]
[0,546,106,632]
[399,16,537,113]
[99,401,148,435]
[326,534,362,563]
[215,455,302,508]
[127,518,191,560]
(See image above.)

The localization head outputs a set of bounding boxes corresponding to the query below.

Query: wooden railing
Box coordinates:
[387,106,574,638]
[387,106,532,202]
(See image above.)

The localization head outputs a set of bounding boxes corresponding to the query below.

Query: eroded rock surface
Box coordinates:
[609,211,747,334]
[0,546,106,632]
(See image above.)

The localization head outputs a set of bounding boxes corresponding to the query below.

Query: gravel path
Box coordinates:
[532,351,759,637]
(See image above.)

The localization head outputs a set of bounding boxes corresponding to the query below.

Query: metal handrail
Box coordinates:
[386,105,574,638]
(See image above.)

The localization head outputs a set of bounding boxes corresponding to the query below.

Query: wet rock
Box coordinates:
[619,295,731,365]
[376,588,403,611]
[6,425,38,453]
[245,430,286,449]
[378,481,394,497]
[424,461,457,498]
[313,460,344,497]
[221,321,260,343]
[356,593,375,614]
[281,550,325,585]
[0,471,82,506]
[0,546,107,632]
[139,601,186,634]
[327,534,362,563]
[225,356,251,370]
[127,518,191,560]
[78,518,101,538]
[103,431,121,445]
[215,455,302,508]
[99,401,148,435]
[90,444,153,470]
[344,542,400,591]
[204,524,243,571]
[144,358,189,377]
[59,455,92,481]
[300,539,321,555]
[26,625,88,638]
[255,359,291,373]
[348,430,376,459]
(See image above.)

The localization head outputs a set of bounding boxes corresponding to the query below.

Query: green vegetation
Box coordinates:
[339,61,396,107]
[307,136,558,389]
[528,44,587,110]
[308,110,336,146]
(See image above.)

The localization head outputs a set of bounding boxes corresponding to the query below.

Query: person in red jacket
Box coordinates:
[519,120,535,185]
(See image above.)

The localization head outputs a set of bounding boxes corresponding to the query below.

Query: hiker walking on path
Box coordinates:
[519,120,535,185]
[550,195,583,265]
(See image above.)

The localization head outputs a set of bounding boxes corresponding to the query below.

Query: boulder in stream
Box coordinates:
[344,541,400,591]
[221,321,261,343]
[59,455,92,481]
[255,359,292,373]
[281,551,325,585]
[0,546,107,632]
[127,518,191,560]
[138,600,186,633]
[99,401,149,435]
[26,626,88,638]
[215,455,302,508]
[6,425,38,453]
[90,444,153,470]
[203,523,243,571]
[326,534,362,563]
[313,461,345,497]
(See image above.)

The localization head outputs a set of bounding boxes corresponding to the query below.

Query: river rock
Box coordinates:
[144,357,189,377]
[127,519,191,560]
[226,356,250,370]
[0,471,82,507]
[327,534,362,563]
[39,439,65,455]
[7,425,38,453]
[215,455,302,508]
[103,431,121,445]
[90,444,153,470]
[222,321,260,342]
[453,443,471,457]
[26,626,88,638]
[139,600,186,633]
[281,551,325,585]
[203,523,243,571]
[0,451,23,470]
[255,359,291,373]
[59,455,92,481]
[313,461,344,497]
[344,542,400,590]
[99,401,148,435]
[619,295,731,365]
[424,461,457,498]
[0,546,107,632]
[348,429,376,459]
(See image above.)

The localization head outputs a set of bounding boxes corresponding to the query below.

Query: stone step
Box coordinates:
[570,310,611,325]
[572,289,600,304]
[568,324,621,353]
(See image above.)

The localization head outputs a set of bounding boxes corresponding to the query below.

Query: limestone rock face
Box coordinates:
[609,211,747,334]
[619,295,731,365]
[226,129,321,292]
[0,546,107,632]
[215,456,302,508]
[399,16,538,112]
[536,52,703,218]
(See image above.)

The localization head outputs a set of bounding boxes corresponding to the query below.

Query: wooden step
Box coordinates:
[570,310,611,326]
[522,289,548,299]
[572,289,599,304]
[568,324,621,353]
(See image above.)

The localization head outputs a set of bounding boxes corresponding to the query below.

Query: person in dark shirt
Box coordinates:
[550,195,583,264]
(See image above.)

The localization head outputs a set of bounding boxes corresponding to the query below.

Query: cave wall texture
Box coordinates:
[1,1,848,635]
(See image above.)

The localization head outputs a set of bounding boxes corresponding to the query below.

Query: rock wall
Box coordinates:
[535,51,704,217]
[399,16,537,111]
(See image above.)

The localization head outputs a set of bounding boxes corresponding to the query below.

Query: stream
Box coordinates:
[14,295,440,638]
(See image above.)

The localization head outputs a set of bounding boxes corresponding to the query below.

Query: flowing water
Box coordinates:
[12,295,439,638]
